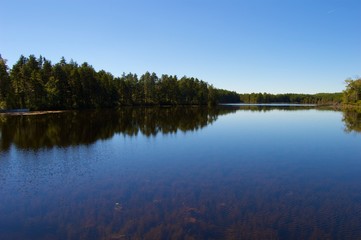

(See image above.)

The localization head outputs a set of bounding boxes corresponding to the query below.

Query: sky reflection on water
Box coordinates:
[0,106,361,239]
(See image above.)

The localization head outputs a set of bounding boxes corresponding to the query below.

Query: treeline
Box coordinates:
[0,54,240,110]
[239,92,342,104]
[1,54,355,110]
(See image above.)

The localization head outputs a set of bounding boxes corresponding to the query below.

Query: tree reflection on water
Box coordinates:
[342,108,361,133]
[0,107,236,151]
[0,105,328,152]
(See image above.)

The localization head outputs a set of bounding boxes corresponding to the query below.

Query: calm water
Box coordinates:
[0,106,360,240]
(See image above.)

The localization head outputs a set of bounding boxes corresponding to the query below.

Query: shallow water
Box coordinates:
[0,106,360,239]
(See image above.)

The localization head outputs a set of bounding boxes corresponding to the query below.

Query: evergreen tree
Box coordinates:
[0,55,11,109]
[10,55,28,108]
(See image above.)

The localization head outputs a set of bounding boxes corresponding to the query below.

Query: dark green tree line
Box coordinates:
[0,54,241,110]
[239,92,342,105]
[2,54,349,110]
[0,55,11,109]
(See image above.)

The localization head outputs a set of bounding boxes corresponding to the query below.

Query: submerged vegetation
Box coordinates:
[1,106,361,239]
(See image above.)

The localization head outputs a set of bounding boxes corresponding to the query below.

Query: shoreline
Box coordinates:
[1,103,359,116]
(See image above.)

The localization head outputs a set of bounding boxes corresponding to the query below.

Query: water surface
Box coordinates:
[0,106,360,239]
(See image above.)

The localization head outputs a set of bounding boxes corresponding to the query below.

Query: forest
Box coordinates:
[0,54,358,110]
[239,92,342,105]
[0,54,239,110]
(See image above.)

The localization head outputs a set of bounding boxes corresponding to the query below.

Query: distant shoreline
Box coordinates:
[220,103,317,107]
[0,103,357,116]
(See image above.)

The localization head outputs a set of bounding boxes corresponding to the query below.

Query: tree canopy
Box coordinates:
[0,54,240,110]
[342,78,361,105]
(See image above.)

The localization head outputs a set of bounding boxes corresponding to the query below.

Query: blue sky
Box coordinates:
[1,0,360,93]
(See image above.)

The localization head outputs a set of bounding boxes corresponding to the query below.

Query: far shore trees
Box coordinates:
[0,54,355,111]
[239,92,342,105]
[0,54,239,110]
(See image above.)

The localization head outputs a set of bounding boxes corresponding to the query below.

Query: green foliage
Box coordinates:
[0,55,11,109]
[342,78,361,105]
[2,54,241,110]
[239,92,342,105]
[216,89,240,103]
[4,54,347,110]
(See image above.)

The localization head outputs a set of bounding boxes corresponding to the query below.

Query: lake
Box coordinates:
[0,106,360,240]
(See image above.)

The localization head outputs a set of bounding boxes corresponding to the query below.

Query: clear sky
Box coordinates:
[1,0,360,94]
